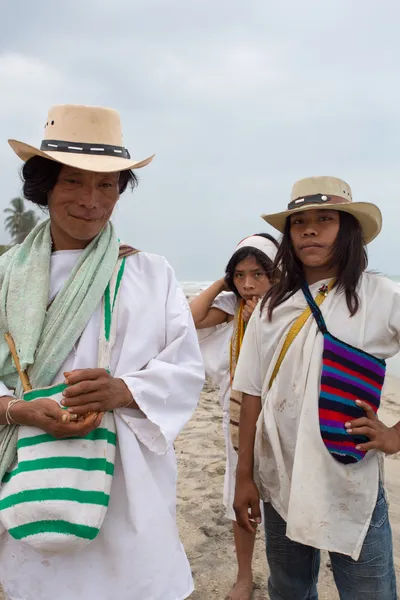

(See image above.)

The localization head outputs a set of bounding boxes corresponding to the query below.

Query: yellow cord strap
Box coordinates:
[268,280,335,389]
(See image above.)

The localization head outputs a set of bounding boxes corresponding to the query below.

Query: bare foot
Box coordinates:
[225,576,253,600]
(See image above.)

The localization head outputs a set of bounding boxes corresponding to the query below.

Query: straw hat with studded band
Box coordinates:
[8,104,154,173]
[262,176,382,244]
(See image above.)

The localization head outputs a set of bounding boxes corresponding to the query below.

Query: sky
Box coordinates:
[1,0,400,280]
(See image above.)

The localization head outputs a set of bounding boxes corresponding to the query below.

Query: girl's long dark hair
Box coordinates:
[225,233,279,297]
[262,211,367,319]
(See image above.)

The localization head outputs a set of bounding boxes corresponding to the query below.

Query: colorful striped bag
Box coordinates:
[0,257,126,552]
[302,283,386,465]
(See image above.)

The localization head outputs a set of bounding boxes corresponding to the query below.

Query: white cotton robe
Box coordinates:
[197,292,238,519]
[233,273,400,560]
[0,249,205,600]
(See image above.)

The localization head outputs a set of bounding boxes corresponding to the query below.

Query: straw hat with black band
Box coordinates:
[262,176,382,244]
[8,104,154,173]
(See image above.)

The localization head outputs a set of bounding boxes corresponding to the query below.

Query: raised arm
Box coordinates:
[190,279,231,329]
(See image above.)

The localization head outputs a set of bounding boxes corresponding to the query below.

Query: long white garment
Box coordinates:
[0,249,205,600]
[197,292,240,520]
[233,273,400,560]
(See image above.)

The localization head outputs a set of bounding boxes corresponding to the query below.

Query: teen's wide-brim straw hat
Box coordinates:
[8,104,154,173]
[262,176,382,244]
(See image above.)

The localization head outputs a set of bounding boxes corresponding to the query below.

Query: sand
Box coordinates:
[175,376,400,599]
[0,377,399,599]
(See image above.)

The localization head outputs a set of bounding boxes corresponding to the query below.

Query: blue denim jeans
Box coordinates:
[263,486,397,600]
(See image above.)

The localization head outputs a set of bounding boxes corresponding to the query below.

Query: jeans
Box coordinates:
[263,486,397,600]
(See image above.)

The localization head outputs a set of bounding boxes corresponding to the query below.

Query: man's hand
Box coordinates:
[11,398,102,439]
[61,369,136,417]
[345,400,400,455]
[243,296,260,323]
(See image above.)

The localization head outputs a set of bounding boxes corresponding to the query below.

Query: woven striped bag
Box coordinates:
[0,257,126,553]
[302,282,386,465]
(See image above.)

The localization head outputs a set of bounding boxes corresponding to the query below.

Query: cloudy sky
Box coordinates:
[1,0,399,280]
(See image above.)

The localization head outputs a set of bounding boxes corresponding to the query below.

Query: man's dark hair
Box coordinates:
[262,211,367,319]
[21,155,138,208]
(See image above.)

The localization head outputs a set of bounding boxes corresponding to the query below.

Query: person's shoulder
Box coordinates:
[363,271,400,296]
[124,250,171,274]
[212,290,238,312]
[123,251,183,295]
[0,245,19,275]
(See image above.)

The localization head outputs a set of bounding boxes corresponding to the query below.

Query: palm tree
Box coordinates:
[4,197,39,245]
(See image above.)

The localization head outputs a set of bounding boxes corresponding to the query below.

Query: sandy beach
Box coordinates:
[0,377,399,599]
[175,375,400,599]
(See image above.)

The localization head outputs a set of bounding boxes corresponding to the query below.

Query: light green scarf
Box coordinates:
[0,219,119,480]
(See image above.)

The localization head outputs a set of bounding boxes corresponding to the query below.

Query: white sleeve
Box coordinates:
[0,382,14,398]
[116,259,205,455]
[212,291,237,316]
[232,309,262,396]
[387,281,400,345]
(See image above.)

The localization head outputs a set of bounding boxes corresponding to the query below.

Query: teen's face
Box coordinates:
[48,166,121,250]
[290,209,340,269]
[233,255,272,300]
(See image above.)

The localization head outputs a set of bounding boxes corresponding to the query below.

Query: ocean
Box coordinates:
[181,277,400,378]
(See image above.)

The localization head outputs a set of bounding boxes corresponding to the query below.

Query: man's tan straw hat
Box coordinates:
[262,176,382,244]
[8,104,154,173]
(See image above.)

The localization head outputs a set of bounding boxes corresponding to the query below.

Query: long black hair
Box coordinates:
[225,233,279,297]
[262,211,367,318]
[21,155,138,208]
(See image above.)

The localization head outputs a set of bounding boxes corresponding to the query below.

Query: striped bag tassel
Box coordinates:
[302,283,386,465]
[0,258,126,552]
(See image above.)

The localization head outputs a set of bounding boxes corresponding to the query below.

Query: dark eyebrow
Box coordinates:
[291,209,336,217]
[235,268,264,273]
[62,170,82,177]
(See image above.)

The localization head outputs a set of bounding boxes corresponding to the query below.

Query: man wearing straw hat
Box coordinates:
[0,104,205,600]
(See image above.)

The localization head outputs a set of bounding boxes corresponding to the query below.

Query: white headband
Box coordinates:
[235,235,278,262]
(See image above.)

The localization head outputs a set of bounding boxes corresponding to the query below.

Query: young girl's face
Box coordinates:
[290,209,340,269]
[233,256,272,300]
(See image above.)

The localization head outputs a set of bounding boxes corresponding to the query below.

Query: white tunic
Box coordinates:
[233,273,400,559]
[0,249,205,600]
[197,292,241,520]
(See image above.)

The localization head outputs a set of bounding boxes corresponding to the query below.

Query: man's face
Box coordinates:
[48,165,121,248]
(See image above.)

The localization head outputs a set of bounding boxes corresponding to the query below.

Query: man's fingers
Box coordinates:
[67,402,102,417]
[53,413,100,438]
[63,369,107,385]
[63,380,100,398]
[62,391,101,408]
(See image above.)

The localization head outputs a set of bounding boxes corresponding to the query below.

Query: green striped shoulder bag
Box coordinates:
[0,257,126,553]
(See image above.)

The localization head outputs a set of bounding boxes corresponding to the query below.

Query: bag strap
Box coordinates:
[97,245,140,370]
[118,244,139,259]
[97,257,127,370]
[301,280,335,334]
[268,279,335,389]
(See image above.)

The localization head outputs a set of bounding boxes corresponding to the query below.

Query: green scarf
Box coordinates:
[0,219,119,480]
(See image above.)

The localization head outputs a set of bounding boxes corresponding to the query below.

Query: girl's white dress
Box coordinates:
[198,291,240,520]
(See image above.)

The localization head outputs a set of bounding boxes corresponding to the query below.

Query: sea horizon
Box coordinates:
[181,275,400,297]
